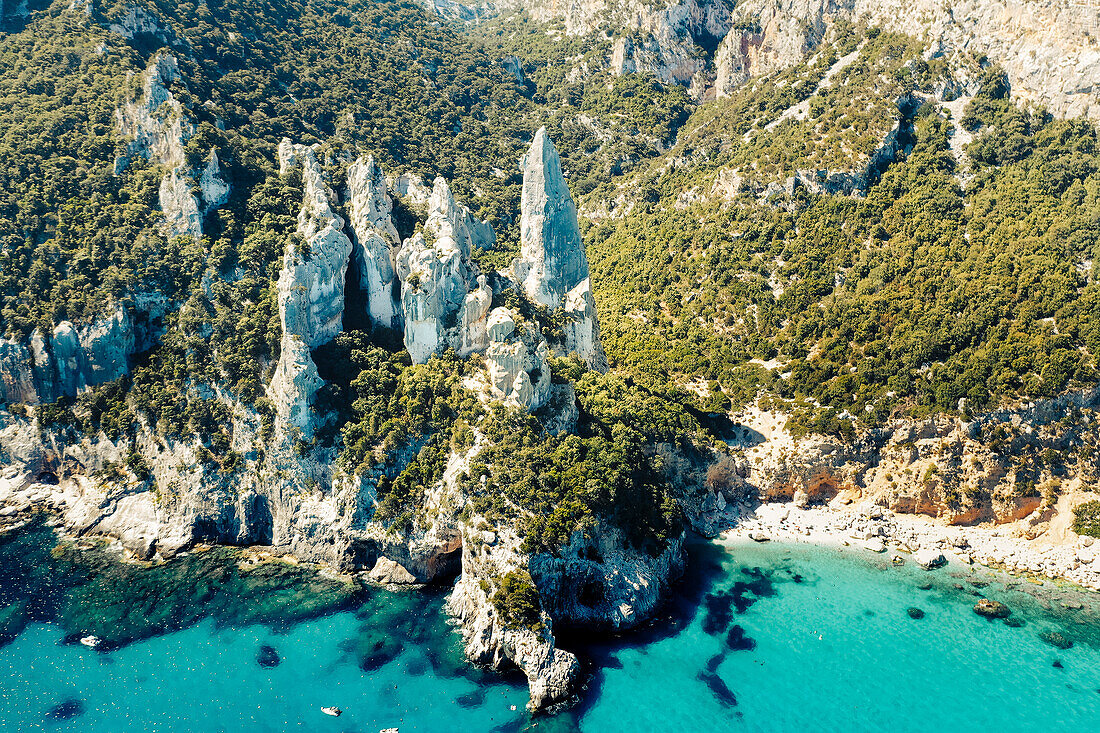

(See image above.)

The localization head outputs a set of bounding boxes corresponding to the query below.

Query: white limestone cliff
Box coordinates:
[0,306,133,405]
[713,0,1100,120]
[116,53,230,240]
[513,128,607,370]
[484,307,551,411]
[395,177,494,363]
[270,140,353,434]
[347,155,402,331]
[441,0,1100,120]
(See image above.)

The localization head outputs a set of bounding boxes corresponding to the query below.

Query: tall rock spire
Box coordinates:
[513,128,607,371]
[515,127,589,310]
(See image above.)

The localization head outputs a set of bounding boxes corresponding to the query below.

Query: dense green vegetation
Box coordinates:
[584,33,1100,435]
[1073,500,1100,539]
[491,569,543,632]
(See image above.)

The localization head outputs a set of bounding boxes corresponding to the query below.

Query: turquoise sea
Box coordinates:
[2,525,1099,733]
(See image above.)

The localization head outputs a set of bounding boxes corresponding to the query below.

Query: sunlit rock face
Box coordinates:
[271,140,353,435]
[484,307,551,411]
[513,128,607,370]
[396,177,493,364]
[347,155,403,331]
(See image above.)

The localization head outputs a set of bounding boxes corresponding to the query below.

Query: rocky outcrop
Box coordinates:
[448,0,1100,119]
[0,306,133,405]
[347,156,402,331]
[512,129,608,370]
[395,177,493,363]
[713,0,1100,120]
[270,140,352,434]
[514,128,589,310]
[116,53,229,240]
[484,308,551,411]
[530,525,685,629]
[448,526,579,712]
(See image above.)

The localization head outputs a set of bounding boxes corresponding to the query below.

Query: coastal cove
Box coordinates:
[2,523,1099,732]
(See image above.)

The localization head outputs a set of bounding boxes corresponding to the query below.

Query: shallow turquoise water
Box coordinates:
[2,533,1099,732]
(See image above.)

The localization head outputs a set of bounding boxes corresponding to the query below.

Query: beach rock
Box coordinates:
[369,557,419,585]
[749,532,771,543]
[914,549,947,570]
[973,599,1011,619]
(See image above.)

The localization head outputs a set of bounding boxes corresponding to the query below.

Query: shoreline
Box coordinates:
[718,500,1100,592]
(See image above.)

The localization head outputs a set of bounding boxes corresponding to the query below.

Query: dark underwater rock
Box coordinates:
[257,644,280,668]
[698,671,738,707]
[45,698,84,720]
[1039,630,1073,650]
[725,624,756,651]
[1003,617,1026,628]
[907,607,925,620]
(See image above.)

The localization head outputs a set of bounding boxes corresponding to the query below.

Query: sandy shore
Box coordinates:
[721,500,1100,591]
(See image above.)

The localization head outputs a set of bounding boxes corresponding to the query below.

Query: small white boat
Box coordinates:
[380,728,399,733]
[321,707,342,717]
[79,635,101,649]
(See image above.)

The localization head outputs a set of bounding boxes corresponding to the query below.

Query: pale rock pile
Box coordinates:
[726,500,1100,590]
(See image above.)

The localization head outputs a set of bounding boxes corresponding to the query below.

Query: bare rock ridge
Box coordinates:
[116,53,230,241]
[347,156,403,332]
[443,0,1100,120]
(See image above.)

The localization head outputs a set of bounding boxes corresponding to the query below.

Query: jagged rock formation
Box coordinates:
[448,526,580,712]
[514,128,589,309]
[395,177,494,363]
[347,156,402,331]
[714,0,1100,120]
[513,128,607,370]
[484,307,551,411]
[270,140,353,435]
[116,53,229,239]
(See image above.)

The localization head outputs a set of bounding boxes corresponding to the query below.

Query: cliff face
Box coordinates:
[725,386,1100,531]
[347,156,403,332]
[0,306,133,405]
[271,140,354,436]
[116,53,229,240]
[0,126,621,712]
[452,0,1100,120]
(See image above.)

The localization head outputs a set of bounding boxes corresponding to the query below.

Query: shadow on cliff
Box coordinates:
[550,535,733,723]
